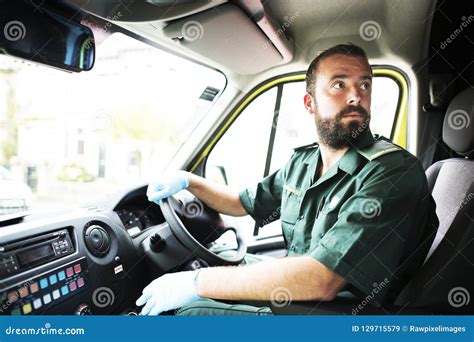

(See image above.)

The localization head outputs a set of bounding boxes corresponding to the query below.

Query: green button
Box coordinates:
[11,307,21,315]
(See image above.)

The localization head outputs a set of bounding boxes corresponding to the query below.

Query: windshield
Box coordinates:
[0,32,225,214]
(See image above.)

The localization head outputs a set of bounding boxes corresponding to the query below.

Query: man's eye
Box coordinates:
[361,82,371,90]
[332,81,344,89]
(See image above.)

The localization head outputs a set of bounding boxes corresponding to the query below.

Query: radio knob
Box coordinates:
[74,303,92,315]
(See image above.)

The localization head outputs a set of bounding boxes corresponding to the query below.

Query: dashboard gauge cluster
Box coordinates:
[116,208,157,237]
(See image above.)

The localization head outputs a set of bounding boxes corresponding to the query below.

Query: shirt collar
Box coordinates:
[339,129,376,175]
[302,129,376,177]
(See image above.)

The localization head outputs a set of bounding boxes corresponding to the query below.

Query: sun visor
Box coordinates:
[163,3,293,74]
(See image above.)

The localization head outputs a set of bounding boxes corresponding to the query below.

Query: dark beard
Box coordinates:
[315,105,370,149]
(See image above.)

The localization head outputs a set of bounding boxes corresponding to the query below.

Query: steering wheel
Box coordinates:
[159,193,247,266]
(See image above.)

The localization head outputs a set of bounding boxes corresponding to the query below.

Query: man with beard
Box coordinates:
[136,44,438,315]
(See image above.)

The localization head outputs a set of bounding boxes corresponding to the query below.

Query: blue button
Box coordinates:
[58,271,66,281]
[49,274,58,285]
[60,285,69,296]
[39,278,48,289]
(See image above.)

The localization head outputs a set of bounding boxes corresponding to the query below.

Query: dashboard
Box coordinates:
[0,185,190,316]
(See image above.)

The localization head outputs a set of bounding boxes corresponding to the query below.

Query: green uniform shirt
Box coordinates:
[239,130,438,306]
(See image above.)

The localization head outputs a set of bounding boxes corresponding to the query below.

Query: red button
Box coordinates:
[69,281,77,291]
[74,264,81,274]
[66,267,74,277]
[77,278,85,288]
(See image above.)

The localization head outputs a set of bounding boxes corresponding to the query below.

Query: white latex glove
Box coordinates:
[147,170,190,203]
[135,271,200,315]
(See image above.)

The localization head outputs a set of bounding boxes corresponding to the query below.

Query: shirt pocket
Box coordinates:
[281,186,301,224]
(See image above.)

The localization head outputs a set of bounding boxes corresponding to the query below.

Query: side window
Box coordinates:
[206,74,401,241]
[270,76,400,174]
[206,88,277,190]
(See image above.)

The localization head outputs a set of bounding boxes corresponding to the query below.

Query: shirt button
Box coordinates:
[298,215,304,220]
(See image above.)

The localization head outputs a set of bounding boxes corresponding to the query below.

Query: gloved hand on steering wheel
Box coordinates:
[147,170,190,203]
[136,270,201,315]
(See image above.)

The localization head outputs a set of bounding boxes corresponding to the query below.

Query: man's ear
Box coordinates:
[304,93,315,115]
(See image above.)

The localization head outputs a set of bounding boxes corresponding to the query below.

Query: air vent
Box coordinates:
[84,225,111,257]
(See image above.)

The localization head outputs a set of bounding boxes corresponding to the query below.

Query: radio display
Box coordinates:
[17,244,54,268]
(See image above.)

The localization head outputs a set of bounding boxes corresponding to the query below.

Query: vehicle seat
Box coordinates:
[394,87,474,313]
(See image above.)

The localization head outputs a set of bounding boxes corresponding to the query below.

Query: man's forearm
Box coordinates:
[195,256,346,302]
[187,173,248,216]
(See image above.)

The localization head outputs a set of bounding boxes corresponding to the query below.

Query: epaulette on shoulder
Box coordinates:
[293,142,319,152]
[356,137,402,161]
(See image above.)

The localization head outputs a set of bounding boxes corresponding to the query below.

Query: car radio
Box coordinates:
[0,228,74,278]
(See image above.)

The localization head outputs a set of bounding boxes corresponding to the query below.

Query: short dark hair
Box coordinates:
[305,43,370,95]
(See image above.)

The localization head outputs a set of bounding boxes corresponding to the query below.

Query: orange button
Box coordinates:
[7,291,18,303]
[18,287,29,298]
[30,282,39,294]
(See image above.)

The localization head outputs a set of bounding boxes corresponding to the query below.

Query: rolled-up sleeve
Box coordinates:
[239,167,286,228]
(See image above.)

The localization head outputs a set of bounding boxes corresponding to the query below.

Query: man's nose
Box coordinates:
[346,87,361,105]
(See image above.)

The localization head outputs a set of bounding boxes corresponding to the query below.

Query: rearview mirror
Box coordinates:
[0,0,95,72]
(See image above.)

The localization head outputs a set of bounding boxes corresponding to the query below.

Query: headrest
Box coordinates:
[443,88,474,157]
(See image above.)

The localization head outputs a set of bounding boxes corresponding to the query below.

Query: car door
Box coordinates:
[198,68,407,256]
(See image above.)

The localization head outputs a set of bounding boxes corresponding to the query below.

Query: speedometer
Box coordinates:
[116,209,144,236]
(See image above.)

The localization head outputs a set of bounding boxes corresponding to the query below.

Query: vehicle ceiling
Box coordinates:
[64,0,436,83]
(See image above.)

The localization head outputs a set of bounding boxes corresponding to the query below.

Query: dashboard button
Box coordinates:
[49,274,58,285]
[30,282,39,294]
[58,270,66,281]
[61,285,69,296]
[33,298,42,309]
[7,291,18,303]
[19,287,28,298]
[74,264,81,274]
[66,267,74,277]
[22,303,32,315]
[77,278,85,288]
[52,289,60,300]
[11,307,21,315]
[39,278,48,289]
[43,293,52,304]
[69,281,77,292]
